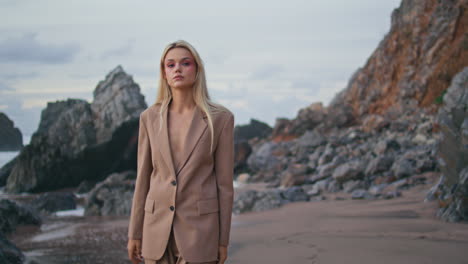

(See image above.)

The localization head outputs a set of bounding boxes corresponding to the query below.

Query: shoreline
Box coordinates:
[6,181,468,263]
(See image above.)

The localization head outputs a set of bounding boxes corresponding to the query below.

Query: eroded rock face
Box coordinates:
[429,67,468,222]
[0,112,23,151]
[4,65,147,193]
[271,0,467,142]
[5,99,96,193]
[329,0,467,118]
[91,65,147,144]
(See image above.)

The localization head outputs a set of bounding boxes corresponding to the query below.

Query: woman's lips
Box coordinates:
[174,76,183,80]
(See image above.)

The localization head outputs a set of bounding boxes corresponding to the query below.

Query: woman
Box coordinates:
[127,40,235,264]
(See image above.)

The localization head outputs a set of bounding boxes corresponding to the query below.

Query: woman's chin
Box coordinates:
[171,83,195,90]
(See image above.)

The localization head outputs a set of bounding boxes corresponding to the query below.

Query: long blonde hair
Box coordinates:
[153,40,229,154]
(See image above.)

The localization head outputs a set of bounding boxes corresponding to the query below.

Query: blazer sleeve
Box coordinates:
[128,113,153,240]
[215,113,235,247]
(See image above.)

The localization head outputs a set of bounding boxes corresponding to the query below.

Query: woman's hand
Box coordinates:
[127,239,143,264]
[218,245,228,264]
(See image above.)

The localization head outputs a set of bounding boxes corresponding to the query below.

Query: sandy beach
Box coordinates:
[8,180,468,264]
[228,184,468,264]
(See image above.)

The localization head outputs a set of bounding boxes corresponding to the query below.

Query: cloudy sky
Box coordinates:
[0,0,401,137]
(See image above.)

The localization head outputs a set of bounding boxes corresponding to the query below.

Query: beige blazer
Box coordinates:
[128,102,235,262]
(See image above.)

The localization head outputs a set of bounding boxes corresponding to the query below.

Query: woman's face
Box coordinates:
[163,47,198,90]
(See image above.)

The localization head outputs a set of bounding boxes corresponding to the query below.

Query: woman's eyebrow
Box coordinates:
[166,57,192,62]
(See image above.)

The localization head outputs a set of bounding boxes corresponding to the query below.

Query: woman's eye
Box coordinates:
[167,64,174,68]
[183,62,190,66]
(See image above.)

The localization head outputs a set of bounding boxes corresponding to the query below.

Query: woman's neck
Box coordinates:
[169,89,196,114]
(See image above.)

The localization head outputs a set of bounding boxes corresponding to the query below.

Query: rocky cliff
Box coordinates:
[273,0,467,140]
[233,0,468,222]
[3,65,147,193]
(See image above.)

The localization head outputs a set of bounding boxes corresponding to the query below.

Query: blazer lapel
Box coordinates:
[150,103,208,179]
[174,106,208,176]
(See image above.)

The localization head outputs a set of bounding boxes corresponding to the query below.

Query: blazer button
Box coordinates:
[170,206,175,211]
[171,180,177,186]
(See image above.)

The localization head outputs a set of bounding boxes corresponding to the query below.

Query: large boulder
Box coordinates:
[0,199,42,234]
[84,170,136,216]
[0,199,41,264]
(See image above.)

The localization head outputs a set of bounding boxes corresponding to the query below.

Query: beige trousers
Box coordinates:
[144,226,218,264]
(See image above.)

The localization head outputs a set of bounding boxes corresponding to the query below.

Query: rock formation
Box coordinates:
[233,119,272,172]
[0,198,42,263]
[91,66,147,144]
[272,0,467,140]
[427,67,468,222]
[233,0,467,222]
[0,112,23,151]
[84,170,136,216]
[330,0,467,117]
[3,65,147,193]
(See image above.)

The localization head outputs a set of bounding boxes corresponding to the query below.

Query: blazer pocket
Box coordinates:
[144,198,155,214]
[197,198,219,215]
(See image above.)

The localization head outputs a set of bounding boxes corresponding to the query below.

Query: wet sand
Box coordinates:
[228,184,468,264]
[8,182,468,264]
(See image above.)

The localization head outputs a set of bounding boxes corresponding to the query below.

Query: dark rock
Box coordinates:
[5,115,140,193]
[383,190,401,199]
[246,141,286,173]
[316,155,346,181]
[327,180,341,193]
[343,180,365,193]
[365,155,394,177]
[28,192,76,214]
[0,112,23,151]
[351,189,374,200]
[374,139,401,155]
[280,163,309,187]
[234,141,252,173]
[233,190,258,214]
[84,171,136,216]
[391,157,416,179]
[0,232,24,264]
[281,186,308,202]
[0,199,41,234]
[4,66,146,194]
[251,189,286,212]
[271,102,327,140]
[317,145,335,166]
[0,156,17,187]
[76,180,96,194]
[296,130,327,149]
[332,159,365,183]
[234,118,272,142]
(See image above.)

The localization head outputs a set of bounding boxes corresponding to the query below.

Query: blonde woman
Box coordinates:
[127,40,235,264]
